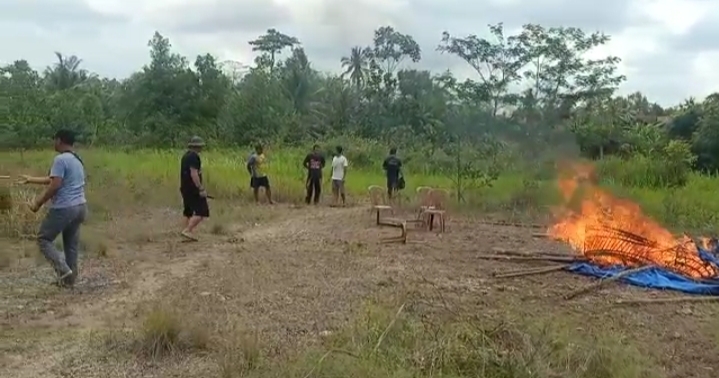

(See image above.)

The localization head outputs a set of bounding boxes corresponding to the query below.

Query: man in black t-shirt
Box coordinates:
[179,136,209,241]
[303,144,325,205]
[382,147,402,199]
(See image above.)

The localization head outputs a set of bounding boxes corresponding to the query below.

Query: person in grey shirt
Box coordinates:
[18,129,87,287]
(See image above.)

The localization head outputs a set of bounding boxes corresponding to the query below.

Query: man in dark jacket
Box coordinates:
[303,144,325,205]
[382,147,402,200]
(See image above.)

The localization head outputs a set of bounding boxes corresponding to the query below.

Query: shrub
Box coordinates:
[598,153,690,189]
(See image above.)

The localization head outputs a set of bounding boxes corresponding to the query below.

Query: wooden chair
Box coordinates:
[415,186,433,212]
[408,186,433,228]
[368,185,392,225]
[422,188,449,232]
[368,185,407,243]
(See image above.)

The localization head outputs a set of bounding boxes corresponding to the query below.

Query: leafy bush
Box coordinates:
[598,140,694,189]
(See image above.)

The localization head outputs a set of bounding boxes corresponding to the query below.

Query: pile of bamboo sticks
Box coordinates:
[481,248,719,304]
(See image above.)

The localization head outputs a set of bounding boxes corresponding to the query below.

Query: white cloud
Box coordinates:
[1,0,717,106]
[633,0,714,34]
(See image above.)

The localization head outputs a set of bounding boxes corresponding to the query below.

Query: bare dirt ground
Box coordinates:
[2,203,719,377]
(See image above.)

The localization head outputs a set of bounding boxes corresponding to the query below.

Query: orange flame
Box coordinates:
[548,162,719,280]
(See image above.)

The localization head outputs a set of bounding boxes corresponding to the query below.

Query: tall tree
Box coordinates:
[516,24,625,124]
[438,23,527,117]
[248,29,300,72]
[372,26,422,74]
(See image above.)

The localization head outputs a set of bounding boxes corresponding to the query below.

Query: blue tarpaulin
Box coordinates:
[567,249,719,295]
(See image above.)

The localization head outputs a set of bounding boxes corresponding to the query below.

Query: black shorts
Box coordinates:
[181,189,210,218]
[387,176,399,191]
[251,176,270,189]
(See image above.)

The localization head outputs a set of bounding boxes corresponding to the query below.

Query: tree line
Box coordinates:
[1,24,719,173]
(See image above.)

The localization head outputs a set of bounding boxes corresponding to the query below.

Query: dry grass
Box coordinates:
[77,299,658,378]
[0,187,44,269]
[209,302,659,378]
[218,328,262,378]
[0,186,43,239]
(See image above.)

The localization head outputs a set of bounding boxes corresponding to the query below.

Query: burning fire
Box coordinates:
[548,163,719,280]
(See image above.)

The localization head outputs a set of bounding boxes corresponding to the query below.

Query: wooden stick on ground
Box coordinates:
[493,265,569,278]
[476,220,545,229]
[614,296,719,305]
[532,233,550,238]
[489,248,570,258]
[475,254,582,264]
[563,265,652,300]
[0,175,10,179]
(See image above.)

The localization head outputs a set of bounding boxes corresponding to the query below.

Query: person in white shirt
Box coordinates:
[330,146,349,206]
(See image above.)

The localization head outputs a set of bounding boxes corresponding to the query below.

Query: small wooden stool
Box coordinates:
[379,218,407,244]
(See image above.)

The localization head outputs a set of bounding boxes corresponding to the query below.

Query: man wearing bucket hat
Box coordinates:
[179,136,209,241]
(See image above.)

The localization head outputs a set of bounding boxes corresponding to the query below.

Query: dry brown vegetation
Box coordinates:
[2,162,719,378]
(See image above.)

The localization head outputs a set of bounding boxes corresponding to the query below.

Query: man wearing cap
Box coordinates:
[179,136,209,241]
[17,129,87,287]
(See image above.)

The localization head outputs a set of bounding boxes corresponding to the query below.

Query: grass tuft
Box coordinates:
[135,307,210,359]
[137,308,183,358]
[218,328,262,378]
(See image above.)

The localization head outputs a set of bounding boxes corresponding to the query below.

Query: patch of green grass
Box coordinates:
[3,148,719,233]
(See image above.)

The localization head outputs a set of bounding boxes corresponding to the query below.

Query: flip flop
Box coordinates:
[181,231,199,242]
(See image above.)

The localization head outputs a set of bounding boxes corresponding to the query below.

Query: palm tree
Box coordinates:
[340,46,371,88]
[282,47,317,114]
[44,52,92,91]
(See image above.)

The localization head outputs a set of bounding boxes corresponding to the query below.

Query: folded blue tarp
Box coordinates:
[567,249,719,295]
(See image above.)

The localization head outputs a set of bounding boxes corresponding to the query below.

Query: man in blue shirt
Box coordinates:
[18,129,87,287]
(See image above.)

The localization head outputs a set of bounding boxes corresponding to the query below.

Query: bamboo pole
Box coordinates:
[476,220,545,229]
[475,254,582,263]
[493,265,569,278]
[489,248,570,258]
[614,296,719,305]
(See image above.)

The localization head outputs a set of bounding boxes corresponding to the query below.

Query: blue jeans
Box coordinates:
[37,204,87,284]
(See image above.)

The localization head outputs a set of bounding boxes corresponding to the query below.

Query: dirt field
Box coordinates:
[2,202,719,377]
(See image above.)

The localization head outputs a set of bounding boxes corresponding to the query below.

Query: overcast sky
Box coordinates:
[1,0,717,106]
